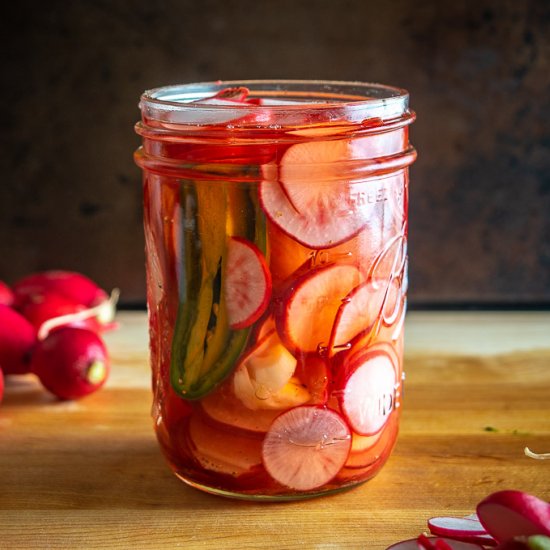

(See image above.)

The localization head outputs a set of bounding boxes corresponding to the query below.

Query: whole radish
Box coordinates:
[0,281,14,306]
[31,327,109,400]
[12,270,109,311]
[13,271,118,335]
[19,291,116,337]
[0,305,37,374]
[20,293,88,331]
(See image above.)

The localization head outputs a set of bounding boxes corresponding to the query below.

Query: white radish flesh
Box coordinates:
[262,406,351,491]
[225,237,272,329]
[428,516,488,537]
[339,350,397,435]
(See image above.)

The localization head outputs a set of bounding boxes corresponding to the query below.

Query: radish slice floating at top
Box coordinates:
[225,236,272,330]
[476,490,550,543]
[338,349,397,435]
[259,174,375,250]
[260,139,395,249]
[262,406,351,491]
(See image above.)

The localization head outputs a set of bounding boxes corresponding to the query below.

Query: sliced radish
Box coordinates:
[188,413,263,477]
[225,236,271,330]
[0,305,37,375]
[262,406,351,491]
[476,490,550,542]
[387,537,484,550]
[200,381,281,434]
[337,348,397,435]
[261,139,394,249]
[277,263,363,354]
[259,173,376,250]
[428,516,488,538]
[266,217,384,293]
[329,278,388,353]
[12,270,108,310]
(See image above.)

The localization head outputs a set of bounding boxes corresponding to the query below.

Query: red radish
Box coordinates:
[262,406,351,491]
[386,537,484,550]
[0,281,14,306]
[20,292,87,331]
[30,289,119,340]
[225,237,272,330]
[0,368,4,403]
[188,413,263,477]
[13,270,108,310]
[277,263,363,354]
[259,175,371,250]
[337,348,397,435]
[30,327,109,400]
[0,305,36,374]
[476,491,550,543]
[181,87,277,127]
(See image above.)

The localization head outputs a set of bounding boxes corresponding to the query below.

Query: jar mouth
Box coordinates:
[139,80,412,126]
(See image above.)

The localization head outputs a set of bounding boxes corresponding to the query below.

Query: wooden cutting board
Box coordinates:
[1,311,549,549]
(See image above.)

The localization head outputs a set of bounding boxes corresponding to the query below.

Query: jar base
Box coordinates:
[174,472,370,502]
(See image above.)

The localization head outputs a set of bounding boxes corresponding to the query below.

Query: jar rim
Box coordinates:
[139,80,411,125]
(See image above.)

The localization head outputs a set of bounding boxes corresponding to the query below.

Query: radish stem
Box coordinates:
[37,288,120,341]
[525,447,550,460]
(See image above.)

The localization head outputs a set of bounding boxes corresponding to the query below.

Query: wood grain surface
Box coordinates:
[1,312,549,550]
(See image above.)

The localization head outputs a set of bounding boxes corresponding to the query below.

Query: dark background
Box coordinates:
[1,0,549,308]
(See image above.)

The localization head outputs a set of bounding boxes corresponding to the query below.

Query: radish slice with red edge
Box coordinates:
[262,406,351,491]
[277,263,363,354]
[259,173,375,250]
[386,536,485,550]
[476,490,550,543]
[338,349,397,435]
[225,236,271,330]
[188,413,263,477]
[427,516,497,545]
[329,278,388,353]
[428,517,488,538]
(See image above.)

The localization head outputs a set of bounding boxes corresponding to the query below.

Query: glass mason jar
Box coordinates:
[135,80,416,500]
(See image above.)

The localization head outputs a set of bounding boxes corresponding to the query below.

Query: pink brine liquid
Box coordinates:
[135,82,416,500]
